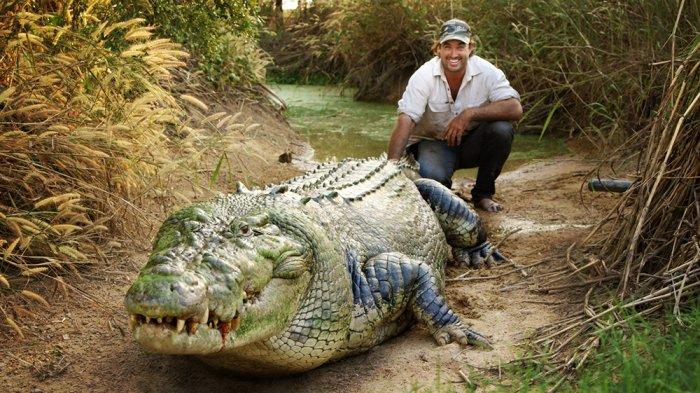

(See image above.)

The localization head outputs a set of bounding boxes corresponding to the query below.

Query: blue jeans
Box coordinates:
[410,121,514,201]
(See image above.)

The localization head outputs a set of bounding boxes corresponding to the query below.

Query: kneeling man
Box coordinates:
[388,19,522,212]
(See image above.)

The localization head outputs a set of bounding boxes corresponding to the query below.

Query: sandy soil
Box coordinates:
[1,126,620,392]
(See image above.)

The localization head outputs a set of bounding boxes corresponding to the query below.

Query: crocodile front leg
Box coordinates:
[414,178,505,268]
[346,252,491,349]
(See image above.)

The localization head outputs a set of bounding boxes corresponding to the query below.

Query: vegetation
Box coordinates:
[576,305,700,392]
[263,0,439,99]
[525,19,698,386]
[262,1,345,85]
[113,0,269,88]
[264,0,698,146]
[487,0,697,147]
[507,303,700,392]
[0,0,269,337]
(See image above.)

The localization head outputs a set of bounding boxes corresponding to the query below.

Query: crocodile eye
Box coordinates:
[239,224,253,237]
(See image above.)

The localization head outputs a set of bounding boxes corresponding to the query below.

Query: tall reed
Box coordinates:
[517,2,698,383]
[261,1,346,85]
[0,0,258,337]
[485,0,698,147]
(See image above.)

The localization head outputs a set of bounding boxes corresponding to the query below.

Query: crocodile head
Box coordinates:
[125,195,313,354]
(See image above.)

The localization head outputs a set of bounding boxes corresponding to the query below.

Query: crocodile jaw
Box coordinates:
[128,306,243,355]
[133,322,223,354]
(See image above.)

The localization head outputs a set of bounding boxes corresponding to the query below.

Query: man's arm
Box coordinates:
[444,98,523,146]
[388,113,416,160]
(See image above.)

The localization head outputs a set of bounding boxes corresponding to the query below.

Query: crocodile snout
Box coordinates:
[125,271,208,321]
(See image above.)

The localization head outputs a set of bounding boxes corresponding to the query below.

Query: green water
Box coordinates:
[272,84,568,173]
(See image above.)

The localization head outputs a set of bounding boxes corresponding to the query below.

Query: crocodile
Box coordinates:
[124,155,504,375]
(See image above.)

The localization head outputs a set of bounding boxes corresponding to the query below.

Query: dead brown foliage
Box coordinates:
[520,6,698,386]
[0,1,264,338]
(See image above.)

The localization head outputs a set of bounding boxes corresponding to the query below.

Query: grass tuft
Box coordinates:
[507,303,700,392]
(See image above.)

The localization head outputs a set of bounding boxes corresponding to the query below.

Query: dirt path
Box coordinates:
[1,156,618,393]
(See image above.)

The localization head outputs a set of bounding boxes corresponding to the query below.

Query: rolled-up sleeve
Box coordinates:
[397,72,431,123]
[488,69,520,102]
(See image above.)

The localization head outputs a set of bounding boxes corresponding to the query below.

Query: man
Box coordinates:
[388,19,522,212]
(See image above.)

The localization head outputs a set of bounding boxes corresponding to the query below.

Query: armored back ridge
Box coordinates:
[125,156,502,375]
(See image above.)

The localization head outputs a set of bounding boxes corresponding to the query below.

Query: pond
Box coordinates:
[271,84,568,176]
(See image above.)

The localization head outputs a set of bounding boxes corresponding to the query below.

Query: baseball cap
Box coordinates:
[439,19,471,44]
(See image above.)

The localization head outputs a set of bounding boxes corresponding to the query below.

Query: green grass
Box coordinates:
[575,305,700,392]
[507,303,700,392]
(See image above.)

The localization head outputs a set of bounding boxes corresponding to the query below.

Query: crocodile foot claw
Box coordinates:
[453,242,506,268]
[433,322,492,349]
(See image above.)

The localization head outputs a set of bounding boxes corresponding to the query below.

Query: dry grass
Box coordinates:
[0,1,264,338]
[262,1,346,85]
[517,6,699,387]
[492,0,698,149]
[265,0,440,100]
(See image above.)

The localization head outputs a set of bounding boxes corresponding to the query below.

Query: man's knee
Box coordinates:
[484,121,515,144]
[418,165,452,187]
[415,140,456,187]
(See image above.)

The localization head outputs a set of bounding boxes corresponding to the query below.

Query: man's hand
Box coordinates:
[444,99,523,146]
[444,110,471,146]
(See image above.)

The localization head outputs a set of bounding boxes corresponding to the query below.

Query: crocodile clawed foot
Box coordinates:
[433,322,493,349]
[454,242,506,268]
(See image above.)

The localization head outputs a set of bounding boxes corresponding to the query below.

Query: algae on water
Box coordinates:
[272,84,568,170]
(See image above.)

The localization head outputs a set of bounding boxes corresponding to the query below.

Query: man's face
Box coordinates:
[438,40,471,75]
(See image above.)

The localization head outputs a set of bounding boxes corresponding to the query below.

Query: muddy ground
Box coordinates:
[1,116,619,392]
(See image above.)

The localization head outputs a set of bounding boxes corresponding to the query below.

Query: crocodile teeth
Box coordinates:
[145,317,151,324]
[129,315,137,330]
[176,318,185,333]
[219,321,231,336]
[156,317,162,324]
[186,319,198,335]
[202,308,209,324]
